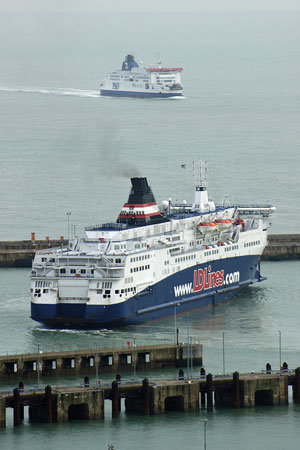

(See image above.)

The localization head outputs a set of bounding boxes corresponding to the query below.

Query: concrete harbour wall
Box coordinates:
[261,234,300,261]
[1,369,300,428]
[0,234,299,267]
[0,344,202,382]
[0,238,67,268]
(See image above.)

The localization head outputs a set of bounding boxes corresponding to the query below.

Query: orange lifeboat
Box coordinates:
[215,219,232,230]
[197,222,218,234]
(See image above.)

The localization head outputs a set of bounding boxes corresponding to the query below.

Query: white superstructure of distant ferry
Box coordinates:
[100,54,183,98]
[31,162,275,328]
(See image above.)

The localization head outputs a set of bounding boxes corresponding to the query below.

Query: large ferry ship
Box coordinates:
[31,163,275,328]
[100,54,183,98]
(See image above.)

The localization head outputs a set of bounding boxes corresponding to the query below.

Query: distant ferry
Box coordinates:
[30,161,275,328]
[100,54,184,98]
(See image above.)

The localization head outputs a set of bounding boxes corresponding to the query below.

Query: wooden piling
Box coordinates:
[0,397,6,428]
[112,381,119,418]
[233,371,240,408]
[200,391,206,407]
[206,373,213,411]
[45,385,52,423]
[20,404,24,420]
[13,388,21,427]
[294,367,300,403]
[143,378,150,416]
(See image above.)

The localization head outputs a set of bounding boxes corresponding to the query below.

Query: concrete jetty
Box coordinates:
[0,236,67,268]
[0,234,299,268]
[1,368,300,427]
[0,343,202,382]
[261,234,300,260]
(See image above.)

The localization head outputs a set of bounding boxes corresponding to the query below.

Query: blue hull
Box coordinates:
[100,89,183,98]
[31,255,263,328]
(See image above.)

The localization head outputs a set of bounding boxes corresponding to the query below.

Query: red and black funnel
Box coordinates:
[117,177,163,225]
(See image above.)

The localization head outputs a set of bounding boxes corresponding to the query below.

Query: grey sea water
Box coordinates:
[0,11,300,449]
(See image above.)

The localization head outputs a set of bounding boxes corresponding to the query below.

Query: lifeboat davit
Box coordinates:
[233,218,245,229]
[197,222,218,234]
[215,219,232,230]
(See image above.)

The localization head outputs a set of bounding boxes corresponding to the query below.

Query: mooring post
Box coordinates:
[18,382,24,420]
[45,385,52,423]
[233,371,240,408]
[200,390,206,407]
[13,388,21,427]
[112,381,119,418]
[0,397,6,428]
[206,373,213,412]
[143,378,150,416]
[294,367,300,403]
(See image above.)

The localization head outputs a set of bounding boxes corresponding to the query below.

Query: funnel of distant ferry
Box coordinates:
[100,54,184,98]
[31,162,275,328]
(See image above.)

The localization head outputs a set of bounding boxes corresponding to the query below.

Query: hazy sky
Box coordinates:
[1,0,300,13]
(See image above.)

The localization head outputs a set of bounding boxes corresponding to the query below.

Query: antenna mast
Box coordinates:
[193,160,208,188]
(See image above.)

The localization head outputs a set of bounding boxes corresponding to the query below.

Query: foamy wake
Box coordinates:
[167,96,186,100]
[0,86,100,98]
[35,327,113,335]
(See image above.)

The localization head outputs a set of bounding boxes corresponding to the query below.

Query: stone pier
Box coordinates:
[56,388,104,422]
[242,374,288,407]
[0,343,202,381]
[0,370,296,428]
[215,373,289,408]
[150,382,199,414]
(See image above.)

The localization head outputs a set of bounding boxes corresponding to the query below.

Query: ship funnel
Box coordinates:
[117,177,163,225]
[122,54,139,71]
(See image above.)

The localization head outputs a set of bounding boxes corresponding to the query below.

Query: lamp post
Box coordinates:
[95,344,99,387]
[174,304,177,345]
[174,303,180,345]
[187,313,190,380]
[66,212,71,245]
[189,336,193,380]
[72,223,76,238]
[37,344,40,386]
[204,419,207,450]
[133,337,137,379]
[222,331,225,375]
[278,331,282,373]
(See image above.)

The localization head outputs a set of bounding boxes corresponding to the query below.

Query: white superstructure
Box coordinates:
[30,164,275,328]
[100,54,184,98]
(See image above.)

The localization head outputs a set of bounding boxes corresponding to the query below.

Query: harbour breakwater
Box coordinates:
[0,344,202,382]
[1,368,300,427]
[0,234,299,268]
[261,234,300,260]
[0,235,68,268]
